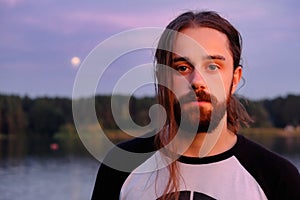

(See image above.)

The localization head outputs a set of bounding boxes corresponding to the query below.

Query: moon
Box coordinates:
[71,56,81,68]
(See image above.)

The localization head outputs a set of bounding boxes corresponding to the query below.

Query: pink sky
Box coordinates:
[1,0,300,99]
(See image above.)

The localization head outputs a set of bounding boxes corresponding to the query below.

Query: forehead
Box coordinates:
[172,27,232,63]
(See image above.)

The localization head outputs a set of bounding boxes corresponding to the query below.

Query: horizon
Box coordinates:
[1,91,299,102]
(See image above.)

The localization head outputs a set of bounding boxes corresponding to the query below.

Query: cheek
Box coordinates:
[223,75,234,99]
[205,74,229,103]
[171,76,190,99]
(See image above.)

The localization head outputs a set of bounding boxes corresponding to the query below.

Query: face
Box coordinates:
[170,27,242,133]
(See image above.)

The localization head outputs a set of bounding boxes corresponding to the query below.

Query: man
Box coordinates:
[91,11,300,200]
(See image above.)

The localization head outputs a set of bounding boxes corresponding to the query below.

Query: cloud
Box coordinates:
[0,0,24,7]
[1,0,300,98]
[30,9,172,36]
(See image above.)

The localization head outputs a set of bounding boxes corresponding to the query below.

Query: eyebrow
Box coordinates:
[206,55,226,61]
[172,55,226,63]
[172,56,191,63]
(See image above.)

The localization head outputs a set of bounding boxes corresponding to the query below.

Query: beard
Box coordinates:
[174,90,228,133]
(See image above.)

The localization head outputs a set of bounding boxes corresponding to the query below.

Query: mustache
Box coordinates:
[178,90,218,105]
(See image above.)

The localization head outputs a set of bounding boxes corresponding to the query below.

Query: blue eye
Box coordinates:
[207,64,219,71]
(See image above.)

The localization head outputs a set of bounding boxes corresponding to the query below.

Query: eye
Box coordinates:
[177,65,188,72]
[207,64,219,71]
[174,64,192,75]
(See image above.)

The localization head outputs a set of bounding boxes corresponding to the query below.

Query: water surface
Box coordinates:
[0,133,299,200]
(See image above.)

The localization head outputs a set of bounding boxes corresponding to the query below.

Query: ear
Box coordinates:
[231,66,242,94]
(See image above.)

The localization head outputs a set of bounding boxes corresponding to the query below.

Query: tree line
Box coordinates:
[0,93,299,139]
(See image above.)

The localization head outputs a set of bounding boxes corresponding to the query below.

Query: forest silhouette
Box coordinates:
[0,93,299,140]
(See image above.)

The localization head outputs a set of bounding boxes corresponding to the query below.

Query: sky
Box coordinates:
[1,0,300,100]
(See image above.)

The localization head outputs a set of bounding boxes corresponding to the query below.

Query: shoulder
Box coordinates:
[102,130,156,168]
[91,131,156,200]
[235,134,298,172]
[116,131,156,153]
[234,134,300,200]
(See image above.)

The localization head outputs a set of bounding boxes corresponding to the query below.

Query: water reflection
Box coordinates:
[243,133,300,157]
[0,134,90,162]
[0,133,299,200]
[0,134,101,200]
[0,156,99,200]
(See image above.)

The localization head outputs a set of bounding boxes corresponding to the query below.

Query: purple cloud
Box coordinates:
[0,0,300,98]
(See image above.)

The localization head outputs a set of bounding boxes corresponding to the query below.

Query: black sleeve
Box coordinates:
[91,133,156,200]
[91,162,129,200]
[235,135,300,200]
[276,159,300,200]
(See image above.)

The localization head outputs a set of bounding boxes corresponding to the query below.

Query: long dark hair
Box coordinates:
[154,11,252,200]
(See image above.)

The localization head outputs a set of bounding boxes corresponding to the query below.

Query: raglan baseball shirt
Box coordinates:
[91,133,300,200]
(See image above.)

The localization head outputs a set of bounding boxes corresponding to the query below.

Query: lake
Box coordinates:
[0,156,99,200]
[0,133,299,200]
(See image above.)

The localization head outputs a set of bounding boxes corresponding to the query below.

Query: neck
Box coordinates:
[181,114,237,157]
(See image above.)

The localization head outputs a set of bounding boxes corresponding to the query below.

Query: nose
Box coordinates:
[191,69,206,91]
